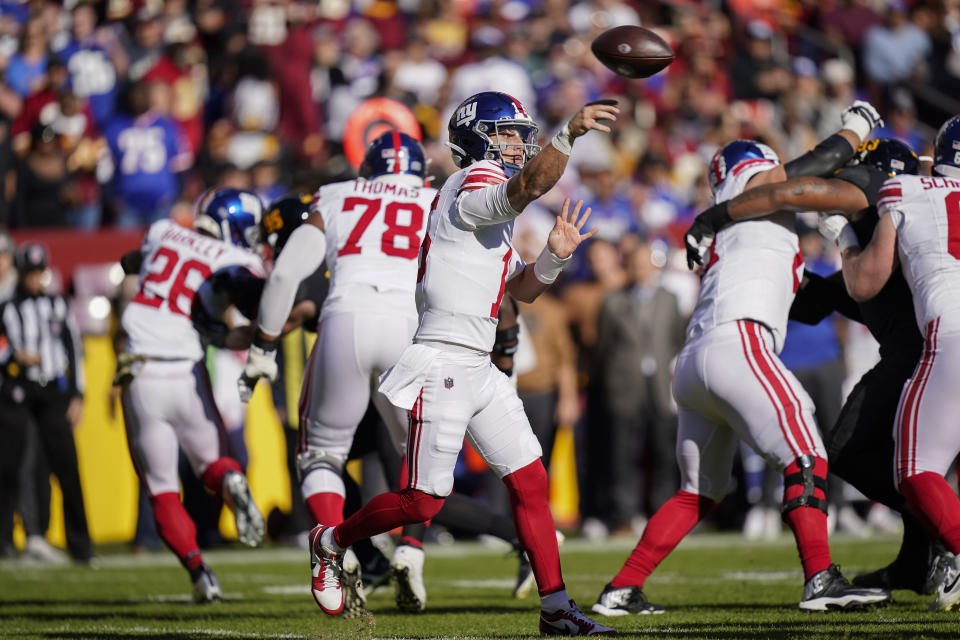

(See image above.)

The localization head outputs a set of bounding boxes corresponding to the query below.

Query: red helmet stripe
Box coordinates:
[506,94,527,117]
[711,154,723,185]
[391,130,402,174]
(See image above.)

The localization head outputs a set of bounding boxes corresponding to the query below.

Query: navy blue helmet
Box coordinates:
[359,131,426,180]
[447,91,540,170]
[933,114,960,178]
[195,188,264,250]
[709,140,779,192]
[856,138,919,176]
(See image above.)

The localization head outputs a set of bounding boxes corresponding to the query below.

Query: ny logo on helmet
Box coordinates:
[456,102,478,127]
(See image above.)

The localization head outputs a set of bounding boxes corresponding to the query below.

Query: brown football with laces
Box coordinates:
[591,25,675,79]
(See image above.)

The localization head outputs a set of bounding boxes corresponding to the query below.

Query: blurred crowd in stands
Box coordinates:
[1,0,956,553]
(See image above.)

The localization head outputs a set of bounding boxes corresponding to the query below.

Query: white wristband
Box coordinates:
[533,246,571,284]
[837,224,859,253]
[843,117,872,145]
[550,123,573,156]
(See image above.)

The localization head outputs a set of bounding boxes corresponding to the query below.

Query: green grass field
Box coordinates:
[1,533,957,639]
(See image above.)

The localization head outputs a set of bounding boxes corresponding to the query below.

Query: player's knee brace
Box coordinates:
[397,487,445,522]
[296,448,345,485]
[781,454,828,519]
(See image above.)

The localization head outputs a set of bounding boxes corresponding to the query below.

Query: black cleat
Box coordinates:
[800,564,891,611]
[853,543,949,595]
[591,583,664,616]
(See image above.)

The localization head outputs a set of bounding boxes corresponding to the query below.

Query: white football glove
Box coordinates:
[238,344,278,403]
[818,214,859,252]
[840,100,884,142]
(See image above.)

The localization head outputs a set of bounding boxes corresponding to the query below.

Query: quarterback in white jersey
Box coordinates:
[839,114,960,611]
[118,189,267,604]
[239,132,434,546]
[592,102,892,618]
[306,92,619,635]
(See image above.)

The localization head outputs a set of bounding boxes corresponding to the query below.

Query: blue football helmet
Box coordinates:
[195,188,264,250]
[447,91,540,170]
[709,140,780,193]
[933,114,960,178]
[359,131,427,180]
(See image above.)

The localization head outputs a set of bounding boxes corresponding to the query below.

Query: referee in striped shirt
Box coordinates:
[0,244,92,562]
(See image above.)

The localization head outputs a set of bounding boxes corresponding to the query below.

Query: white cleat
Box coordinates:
[391,543,427,612]
[191,565,222,604]
[931,552,960,611]
[222,471,265,547]
[540,599,617,636]
[309,525,344,615]
[24,535,69,565]
[341,548,367,618]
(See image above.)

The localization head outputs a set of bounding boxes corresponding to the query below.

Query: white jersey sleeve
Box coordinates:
[454,160,519,230]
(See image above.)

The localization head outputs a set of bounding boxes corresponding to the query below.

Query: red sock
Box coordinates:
[151,492,203,571]
[305,492,345,526]
[611,490,714,588]
[900,472,960,554]
[333,488,444,549]
[503,460,564,596]
[200,457,242,493]
[782,458,832,580]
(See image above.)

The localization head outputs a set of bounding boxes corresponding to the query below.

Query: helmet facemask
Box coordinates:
[476,119,540,171]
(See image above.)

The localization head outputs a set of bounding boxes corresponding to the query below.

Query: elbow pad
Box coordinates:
[784,134,855,179]
[258,224,326,336]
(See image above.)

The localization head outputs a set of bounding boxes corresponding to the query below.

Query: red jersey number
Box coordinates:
[132,248,212,317]
[337,197,424,259]
[946,192,960,260]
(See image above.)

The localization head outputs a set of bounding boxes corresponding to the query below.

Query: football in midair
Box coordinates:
[591,25,675,79]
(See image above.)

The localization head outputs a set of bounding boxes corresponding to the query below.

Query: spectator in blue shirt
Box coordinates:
[863,2,931,87]
[100,82,192,228]
[53,2,120,127]
[6,17,48,97]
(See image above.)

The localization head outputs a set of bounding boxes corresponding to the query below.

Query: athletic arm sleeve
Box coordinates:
[789,270,863,325]
[783,134,856,179]
[257,223,326,336]
[455,181,521,230]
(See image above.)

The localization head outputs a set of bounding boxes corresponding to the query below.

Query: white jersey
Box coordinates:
[687,159,803,353]
[414,159,526,352]
[879,174,960,337]
[312,175,435,319]
[122,219,265,361]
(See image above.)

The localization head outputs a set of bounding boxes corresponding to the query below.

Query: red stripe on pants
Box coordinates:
[741,321,814,455]
[750,323,818,450]
[897,319,938,481]
[736,321,799,457]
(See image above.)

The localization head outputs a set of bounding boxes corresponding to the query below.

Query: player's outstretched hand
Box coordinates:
[684,216,714,270]
[840,100,883,141]
[567,99,619,137]
[238,344,278,403]
[548,198,597,259]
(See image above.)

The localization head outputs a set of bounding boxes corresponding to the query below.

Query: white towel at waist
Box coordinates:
[378,343,441,410]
